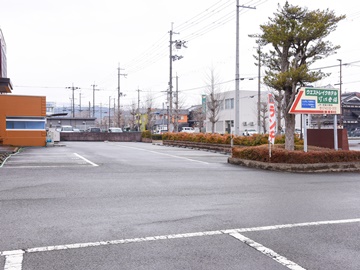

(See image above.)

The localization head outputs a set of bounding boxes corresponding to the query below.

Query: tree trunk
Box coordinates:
[284,89,295,150]
[285,113,296,150]
[274,92,283,135]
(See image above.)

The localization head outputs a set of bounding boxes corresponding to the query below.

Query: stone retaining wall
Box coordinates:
[60,132,142,142]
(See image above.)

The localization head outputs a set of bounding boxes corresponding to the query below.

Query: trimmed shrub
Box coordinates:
[232,144,360,164]
[141,130,152,139]
[162,132,303,146]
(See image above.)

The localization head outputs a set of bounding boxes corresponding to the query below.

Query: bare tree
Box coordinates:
[114,109,121,128]
[260,101,268,133]
[129,102,137,131]
[173,93,188,132]
[205,68,223,133]
[142,92,155,131]
[273,90,284,135]
[191,106,206,131]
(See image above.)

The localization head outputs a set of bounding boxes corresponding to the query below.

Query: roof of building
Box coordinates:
[0,78,12,93]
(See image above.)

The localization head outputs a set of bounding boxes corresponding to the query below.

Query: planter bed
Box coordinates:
[228,157,360,173]
[163,140,231,154]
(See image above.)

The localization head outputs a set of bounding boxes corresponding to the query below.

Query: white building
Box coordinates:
[204,90,301,134]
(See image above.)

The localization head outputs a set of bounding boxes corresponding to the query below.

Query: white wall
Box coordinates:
[204,90,301,134]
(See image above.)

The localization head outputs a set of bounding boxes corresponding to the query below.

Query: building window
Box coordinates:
[6,116,46,130]
[225,98,234,110]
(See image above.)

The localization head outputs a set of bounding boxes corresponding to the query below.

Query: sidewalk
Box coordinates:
[0,145,19,153]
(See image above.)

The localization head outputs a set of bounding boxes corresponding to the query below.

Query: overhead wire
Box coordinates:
[125,33,169,72]
[122,0,266,76]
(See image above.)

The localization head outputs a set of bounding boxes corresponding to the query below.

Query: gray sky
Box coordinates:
[1,0,359,109]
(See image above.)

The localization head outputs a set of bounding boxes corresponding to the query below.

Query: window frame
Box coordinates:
[6,116,46,131]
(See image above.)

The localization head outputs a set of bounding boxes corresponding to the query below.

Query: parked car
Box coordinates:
[350,129,360,137]
[60,125,74,132]
[108,127,122,133]
[87,127,101,133]
[181,127,195,133]
[242,129,258,136]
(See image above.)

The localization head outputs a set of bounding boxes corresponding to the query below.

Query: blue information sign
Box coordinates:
[301,99,315,109]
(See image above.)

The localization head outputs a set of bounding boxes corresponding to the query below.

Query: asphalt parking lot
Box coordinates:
[1,141,360,269]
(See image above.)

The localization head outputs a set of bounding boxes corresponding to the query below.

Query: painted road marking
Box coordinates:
[1,218,360,270]
[1,153,98,168]
[115,144,210,165]
[73,153,99,167]
[230,233,306,270]
[221,217,360,234]
[3,250,24,270]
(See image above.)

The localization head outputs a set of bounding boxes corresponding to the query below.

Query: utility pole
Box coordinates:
[136,87,142,131]
[91,83,99,118]
[100,102,103,129]
[169,24,175,132]
[257,46,261,134]
[234,1,255,135]
[168,24,186,132]
[66,84,80,118]
[109,96,112,129]
[175,74,179,133]
[79,91,82,115]
[117,63,127,127]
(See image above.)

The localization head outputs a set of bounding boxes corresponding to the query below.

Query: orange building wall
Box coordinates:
[0,95,46,146]
[173,115,188,123]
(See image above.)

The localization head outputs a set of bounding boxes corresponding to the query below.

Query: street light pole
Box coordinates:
[66,83,80,118]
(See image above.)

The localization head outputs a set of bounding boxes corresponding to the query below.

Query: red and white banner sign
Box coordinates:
[268,94,276,144]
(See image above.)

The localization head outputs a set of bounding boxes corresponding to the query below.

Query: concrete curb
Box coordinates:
[0,147,21,167]
[228,157,360,173]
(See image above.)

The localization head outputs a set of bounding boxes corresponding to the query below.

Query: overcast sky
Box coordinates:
[1,0,360,109]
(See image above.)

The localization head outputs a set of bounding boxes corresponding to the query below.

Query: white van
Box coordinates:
[181,127,195,133]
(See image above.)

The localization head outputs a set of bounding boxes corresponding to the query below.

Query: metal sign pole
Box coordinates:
[303,114,308,153]
[334,115,338,151]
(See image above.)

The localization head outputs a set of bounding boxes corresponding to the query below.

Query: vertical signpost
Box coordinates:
[268,93,276,157]
[289,87,340,151]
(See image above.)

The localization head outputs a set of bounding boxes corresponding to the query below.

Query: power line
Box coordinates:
[15,58,360,107]
[122,0,267,75]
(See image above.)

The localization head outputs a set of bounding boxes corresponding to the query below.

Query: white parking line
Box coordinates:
[1,218,360,270]
[230,233,306,270]
[3,250,24,270]
[116,145,210,164]
[73,153,99,167]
